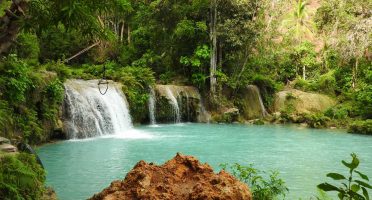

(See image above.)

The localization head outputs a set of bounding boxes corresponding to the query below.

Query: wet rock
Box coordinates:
[90,153,252,200]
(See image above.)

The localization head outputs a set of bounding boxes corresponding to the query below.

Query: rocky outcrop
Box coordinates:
[274,89,336,114]
[154,85,209,123]
[90,153,252,200]
[0,137,17,153]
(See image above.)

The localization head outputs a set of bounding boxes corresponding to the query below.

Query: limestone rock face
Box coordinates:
[90,153,252,200]
[274,89,336,114]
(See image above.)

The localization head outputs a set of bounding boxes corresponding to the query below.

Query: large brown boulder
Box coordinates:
[90,153,252,200]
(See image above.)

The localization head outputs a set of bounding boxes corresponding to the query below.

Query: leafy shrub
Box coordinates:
[354,85,372,118]
[304,113,330,128]
[318,153,371,200]
[348,120,372,135]
[113,66,155,123]
[316,71,337,95]
[45,61,72,81]
[0,153,46,200]
[293,78,311,91]
[324,105,351,120]
[221,163,288,200]
[41,79,64,123]
[13,33,40,64]
[0,55,33,104]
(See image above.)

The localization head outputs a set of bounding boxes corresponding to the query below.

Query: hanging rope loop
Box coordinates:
[98,65,109,95]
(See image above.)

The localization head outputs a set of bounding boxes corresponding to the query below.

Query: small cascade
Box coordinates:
[148,87,157,125]
[197,93,211,123]
[63,79,133,139]
[165,86,181,123]
[246,85,268,117]
[257,88,269,117]
[154,85,210,123]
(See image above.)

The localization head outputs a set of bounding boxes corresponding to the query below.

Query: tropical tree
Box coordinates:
[315,0,371,89]
[283,0,314,42]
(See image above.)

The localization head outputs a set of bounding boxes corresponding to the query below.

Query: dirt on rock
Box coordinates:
[90,153,252,200]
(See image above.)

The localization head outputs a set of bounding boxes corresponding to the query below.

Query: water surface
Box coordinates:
[37,124,372,200]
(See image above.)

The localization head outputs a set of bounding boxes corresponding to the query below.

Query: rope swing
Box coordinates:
[98,65,109,95]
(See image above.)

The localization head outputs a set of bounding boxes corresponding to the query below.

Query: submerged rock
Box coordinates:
[90,153,252,200]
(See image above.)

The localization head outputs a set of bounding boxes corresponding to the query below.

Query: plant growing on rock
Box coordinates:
[318,153,371,199]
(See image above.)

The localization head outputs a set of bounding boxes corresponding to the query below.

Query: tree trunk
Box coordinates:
[302,65,306,80]
[352,59,358,89]
[210,0,217,96]
[127,25,131,44]
[0,0,27,55]
[120,20,125,42]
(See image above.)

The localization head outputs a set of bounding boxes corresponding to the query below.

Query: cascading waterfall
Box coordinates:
[165,86,181,123]
[247,85,268,117]
[148,87,157,125]
[63,79,133,139]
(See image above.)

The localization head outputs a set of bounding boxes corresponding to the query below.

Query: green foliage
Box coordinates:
[12,33,40,64]
[38,26,90,62]
[0,55,33,104]
[0,54,65,143]
[354,85,372,118]
[180,45,210,89]
[303,113,330,128]
[318,153,371,200]
[348,120,372,135]
[324,104,352,120]
[290,41,318,79]
[113,66,155,123]
[0,153,46,200]
[221,163,288,200]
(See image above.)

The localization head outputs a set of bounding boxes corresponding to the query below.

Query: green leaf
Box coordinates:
[355,170,370,181]
[362,187,370,200]
[351,184,361,192]
[327,173,346,180]
[317,183,341,192]
[355,180,372,189]
[342,153,360,170]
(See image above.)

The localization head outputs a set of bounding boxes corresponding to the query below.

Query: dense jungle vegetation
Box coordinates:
[0,0,371,144]
[0,1,371,199]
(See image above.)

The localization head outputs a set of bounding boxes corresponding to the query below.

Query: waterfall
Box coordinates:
[247,85,268,117]
[148,87,156,125]
[165,86,181,123]
[63,79,133,139]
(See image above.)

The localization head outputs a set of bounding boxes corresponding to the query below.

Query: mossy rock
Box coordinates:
[274,89,336,114]
[348,120,372,135]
